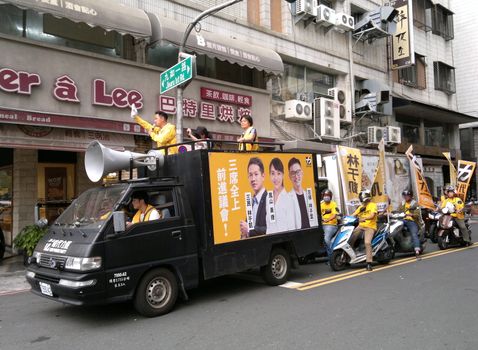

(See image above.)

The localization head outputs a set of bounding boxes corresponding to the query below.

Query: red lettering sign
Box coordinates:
[201,87,252,107]
[0,68,41,95]
[53,75,80,103]
[92,79,143,109]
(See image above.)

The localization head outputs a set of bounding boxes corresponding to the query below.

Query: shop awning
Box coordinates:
[393,96,477,124]
[0,0,151,38]
[148,14,284,75]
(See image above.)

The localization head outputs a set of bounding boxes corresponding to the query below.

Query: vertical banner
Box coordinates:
[391,0,415,69]
[442,152,457,187]
[337,145,362,214]
[405,146,435,209]
[371,139,388,211]
[456,160,476,200]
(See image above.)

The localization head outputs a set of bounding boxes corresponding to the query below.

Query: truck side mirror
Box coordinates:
[112,211,126,234]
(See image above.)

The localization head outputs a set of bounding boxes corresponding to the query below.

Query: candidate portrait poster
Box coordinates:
[209,153,318,245]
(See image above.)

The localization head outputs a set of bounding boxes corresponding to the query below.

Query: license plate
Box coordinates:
[39,282,53,297]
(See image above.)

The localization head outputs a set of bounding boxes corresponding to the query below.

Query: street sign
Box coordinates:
[160,56,194,94]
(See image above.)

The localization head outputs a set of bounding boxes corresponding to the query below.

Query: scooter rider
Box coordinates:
[399,190,422,258]
[441,186,472,246]
[321,189,340,258]
[351,190,378,271]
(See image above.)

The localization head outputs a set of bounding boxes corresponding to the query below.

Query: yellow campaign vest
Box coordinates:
[132,205,157,224]
[442,197,465,219]
[321,201,339,225]
[239,127,259,151]
[353,202,378,230]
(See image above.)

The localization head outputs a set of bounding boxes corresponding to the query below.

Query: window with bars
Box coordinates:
[412,0,432,31]
[431,4,454,40]
[433,61,455,94]
[395,54,426,89]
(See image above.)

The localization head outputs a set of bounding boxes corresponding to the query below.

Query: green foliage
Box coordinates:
[13,224,48,257]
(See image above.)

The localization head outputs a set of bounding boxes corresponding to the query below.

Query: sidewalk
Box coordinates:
[0,254,30,295]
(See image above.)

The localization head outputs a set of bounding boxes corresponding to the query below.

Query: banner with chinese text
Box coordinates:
[371,139,388,211]
[209,153,318,244]
[391,0,415,69]
[405,146,435,209]
[443,152,457,187]
[337,146,362,214]
[456,160,476,200]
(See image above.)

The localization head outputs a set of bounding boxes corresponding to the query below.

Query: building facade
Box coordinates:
[0,0,475,249]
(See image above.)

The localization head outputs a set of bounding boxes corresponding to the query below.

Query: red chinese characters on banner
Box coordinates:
[200,87,252,107]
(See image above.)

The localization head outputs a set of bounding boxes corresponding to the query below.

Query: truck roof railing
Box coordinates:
[154,139,285,155]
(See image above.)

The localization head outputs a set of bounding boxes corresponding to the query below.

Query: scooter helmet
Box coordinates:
[359,190,372,203]
[401,190,413,197]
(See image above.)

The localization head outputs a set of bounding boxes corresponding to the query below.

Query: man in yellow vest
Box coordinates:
[127,191,160,228]
[321,189,340,258]
[398,190,422,258]
[131,105,177,154]
[351,190,378,271]
[441,186,472,246]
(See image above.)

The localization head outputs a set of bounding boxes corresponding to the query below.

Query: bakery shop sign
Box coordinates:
[0,67,143,109]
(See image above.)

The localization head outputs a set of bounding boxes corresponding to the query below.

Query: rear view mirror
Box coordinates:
[112,211,126,234]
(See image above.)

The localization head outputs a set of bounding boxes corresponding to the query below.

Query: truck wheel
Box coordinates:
[134,268,178,317]
[0,228,5,261]
[261,248,290,286]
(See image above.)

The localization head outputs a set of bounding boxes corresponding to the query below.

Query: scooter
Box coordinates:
[388,212,426,255]
[329,216,395,271]
[425,210,441,243]
[437,203,472,250]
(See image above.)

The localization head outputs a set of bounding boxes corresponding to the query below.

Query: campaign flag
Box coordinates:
[337,145,362,214]
[405,145,435,210]
[456,160,476,200]
[442,152,457,187]
[371,139,388,211]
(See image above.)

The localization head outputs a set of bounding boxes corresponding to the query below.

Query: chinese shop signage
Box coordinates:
[389,0,415,69]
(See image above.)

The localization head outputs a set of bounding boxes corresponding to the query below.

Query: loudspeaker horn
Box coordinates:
[85,141,153,182]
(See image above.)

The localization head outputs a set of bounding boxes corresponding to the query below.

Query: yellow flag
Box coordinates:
[337,145,362,212]
[371,139,388,211]
[442,152,457,187]
[456,160,476,201]
[405,146,435,210]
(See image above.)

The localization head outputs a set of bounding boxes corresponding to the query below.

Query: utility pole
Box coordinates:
[176,0,244,143]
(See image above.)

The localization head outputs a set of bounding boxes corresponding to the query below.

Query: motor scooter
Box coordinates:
[388,212,426,255]
[329,216,395,271]
[437,203,472,250]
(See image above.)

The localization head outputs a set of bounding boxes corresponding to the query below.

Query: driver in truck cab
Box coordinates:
[127,191,161,227]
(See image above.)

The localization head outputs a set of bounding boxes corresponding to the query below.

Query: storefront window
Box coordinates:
[425,123,449,148]
[0,148,13,247]
[401,124,420,144]
[0,5,23,37]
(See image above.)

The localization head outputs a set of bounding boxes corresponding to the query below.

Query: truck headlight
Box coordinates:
[31,251,42,265]
[65,257,102,271]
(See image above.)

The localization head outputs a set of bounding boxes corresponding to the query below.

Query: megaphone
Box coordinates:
[85,141,164,182]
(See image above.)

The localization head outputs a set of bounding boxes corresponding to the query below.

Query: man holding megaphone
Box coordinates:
[131,104,177,154]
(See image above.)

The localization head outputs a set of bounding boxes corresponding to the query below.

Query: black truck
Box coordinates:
[26,141,323,317]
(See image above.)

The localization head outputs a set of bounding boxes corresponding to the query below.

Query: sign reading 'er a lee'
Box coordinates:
[160,56,194,94]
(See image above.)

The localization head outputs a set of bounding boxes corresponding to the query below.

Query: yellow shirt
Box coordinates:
[321,200,339,226]
[134,115,177,154]
[403,202,418,222]
[238,127,259,151]
[441,197,465,219]
[353,202,378,230]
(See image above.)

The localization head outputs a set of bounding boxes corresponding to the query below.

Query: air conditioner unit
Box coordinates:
[296,0,317,16]
[315,5,336,27]
[285,99,313,121]
[368,126,384,144]
[335,12,355,31]
[385,126,401,144]
[328,87,352,124]
[313,97,340,139]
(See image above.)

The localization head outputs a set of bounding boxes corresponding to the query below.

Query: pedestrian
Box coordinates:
[237,115,259,151]
[131,104,177,154]
[187,126,211,149]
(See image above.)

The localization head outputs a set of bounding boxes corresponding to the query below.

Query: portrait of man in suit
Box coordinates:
[240,157,267,238]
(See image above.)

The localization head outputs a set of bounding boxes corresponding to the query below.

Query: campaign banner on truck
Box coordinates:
[456,160,476,200]
[405,146,435,210]
[337,145,362,214]
[208,153,318,245]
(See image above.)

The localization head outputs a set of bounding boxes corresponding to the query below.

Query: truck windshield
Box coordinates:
[54,185,127,228]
